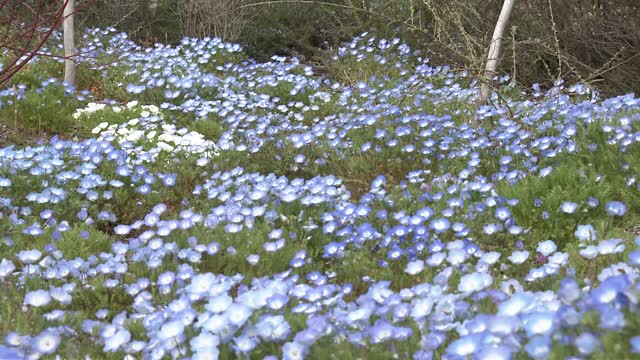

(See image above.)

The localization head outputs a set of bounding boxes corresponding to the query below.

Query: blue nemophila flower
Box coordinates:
[162,173,177,187]
[76,208,88,221]
[246,254,260,265]
[479,251,501,265]
[283,341,308,360]
[294,320,326,345]
[599,304,625,330]
[114,224,131,235]
[500,279,523,296]
[629,250,640,266]
[482,223,501,235]
[0,344,19,359]
[392,303,411,322]
[17,249,42,264]
[0,259,16,278]
[233,335,257,354]
[152,203,167,215]
[371,175,386,189]
[50,286,72,304]
[498,292,535,316]
[201,312,232,336]
[95,309,109,319]
[40,297,63,314]
[560,202,578,214]
[508,250,529,264]
[574,224,597,242]
[427,252,446,267]
[458,272,493,293]
[429,240,445,253]
[548,251,568,267]
[137,184,151,195]
[558,278,581,303]
[51,230,62,241]
[323,242,342,258]
[187,273,217,298]
[586,197,599,208]
[144,213,160,227]
[474,346,512,360]
[447,249,467,266]
[410,297,434,320]
[266,293,288,311]
[382,243,402,260]
[597,238,625,255]
[157,271,175,287]
[605,201,626,216]
[590,274,629,305]
[103,328,131,352]
[24,289,51,307]
[206,294,233,313]
[631,336,640,353]
[405,260,424,275]
[369,319,395,344]
[447,333,482,357]
[579,245,599,259]
[265,239,286,253]
[23,223,44,236]
[538,166,552,177]
[524,312,555,336]
[4,331,22,349]
[125,83,145,94]
[525,335,551,360]
[190,332,220,353]
[536,240,557,257]
[430,218,450,233]
[494,207,511,221]
[226,303,252,327]
[392,326,412,341]
[159,320,184,341]
[39,209,54,220]
[421,331,447,350]
[33,330,61,354]
[255,315,290,342]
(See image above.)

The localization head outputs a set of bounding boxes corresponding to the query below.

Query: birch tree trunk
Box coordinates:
[63,0,76,87]
[477,0,515,108]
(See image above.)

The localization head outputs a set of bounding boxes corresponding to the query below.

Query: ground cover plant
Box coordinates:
[1,27,640,359]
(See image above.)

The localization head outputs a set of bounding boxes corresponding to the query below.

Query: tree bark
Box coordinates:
[477,0,515,109]
[63,0,76,88]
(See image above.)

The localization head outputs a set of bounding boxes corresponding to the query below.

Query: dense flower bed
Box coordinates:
[1,28,640,359]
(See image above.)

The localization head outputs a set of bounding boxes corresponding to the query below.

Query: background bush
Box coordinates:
[79,0,640,96]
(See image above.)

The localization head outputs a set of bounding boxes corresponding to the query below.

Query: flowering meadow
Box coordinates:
[1,27,640,359]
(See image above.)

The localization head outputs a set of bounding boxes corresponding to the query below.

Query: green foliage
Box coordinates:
[499,116,640,251]
[0,83,84,136]
[167,110,225,142]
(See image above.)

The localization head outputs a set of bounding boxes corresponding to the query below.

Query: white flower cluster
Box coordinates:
[74,100,141,120]
[72,102,108,119]
[89,102,220,158]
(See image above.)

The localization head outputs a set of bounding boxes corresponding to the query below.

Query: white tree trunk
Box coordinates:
[63,0,76,88]
[477,0,515,107]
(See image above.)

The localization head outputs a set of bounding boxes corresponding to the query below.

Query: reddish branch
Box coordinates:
[0,0,96,88]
